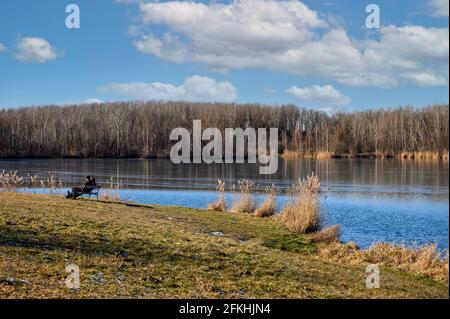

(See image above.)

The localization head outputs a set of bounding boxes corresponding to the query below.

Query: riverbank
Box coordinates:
[1,150,450,160]
[0,192,447,298]
[281,150,450,160]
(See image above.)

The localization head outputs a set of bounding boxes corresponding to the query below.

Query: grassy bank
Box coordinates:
[0,192,448,299]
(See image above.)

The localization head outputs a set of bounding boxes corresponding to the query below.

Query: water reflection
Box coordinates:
[1,158,448,196]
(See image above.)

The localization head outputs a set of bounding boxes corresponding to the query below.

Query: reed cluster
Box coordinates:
[319,242,449,282]
[231,179,257,214]
[398,151,448,160]
[207,174,339,242]
[0,170,62,193]
[207,180,227,212]
[254,184,277,218]
[99,176,122,202]
[0,170,23,192]
[279,174,322,233]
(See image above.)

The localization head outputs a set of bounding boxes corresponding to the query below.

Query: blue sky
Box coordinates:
[0,0,448,110]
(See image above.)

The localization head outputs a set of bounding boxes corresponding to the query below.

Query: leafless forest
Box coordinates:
[0,101,448,158]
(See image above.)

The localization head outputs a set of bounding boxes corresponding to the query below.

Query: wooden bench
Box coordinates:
[74,185,101,200]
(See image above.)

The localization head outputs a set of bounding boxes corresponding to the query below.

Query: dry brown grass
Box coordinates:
[279,174,322,234]
[309,225,341,244]
[316,151,334,159]
[254,184,277,218]
[398,151,446,160]
[281,150,321,159]
[40,173,63,194]
[318,242,449,282]
[399,151,415,159]
[99,176,121,202]
[231,179,257,214]
[207,180,227,212]
[281,150,303,159]
[0,170,62,193]
[0,171,23,192]
[376,151,395,158]
[414,151,440,160]
[99,192,121,202]
[283,150,449,160]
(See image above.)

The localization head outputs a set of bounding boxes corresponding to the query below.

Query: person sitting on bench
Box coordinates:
[66,176,97,199]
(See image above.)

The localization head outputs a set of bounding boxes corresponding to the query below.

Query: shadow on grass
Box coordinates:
[0,224,200,265]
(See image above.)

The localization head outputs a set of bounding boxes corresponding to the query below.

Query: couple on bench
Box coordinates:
[66,176,100,200]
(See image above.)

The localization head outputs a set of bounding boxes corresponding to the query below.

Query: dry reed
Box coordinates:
[315,151,334,159]
[99,176,122,202]
[207,180,227,212]
[0,170,62,193]
[254,184,277,218]
[318,242,449,282]
[231,179,257,214]
[309,225,341,243]
[398,151,447,160]
[0,171,23,192]
[279,174,322,233]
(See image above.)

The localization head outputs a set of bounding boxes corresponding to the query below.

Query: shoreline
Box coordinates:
[11,187,450,252]
[2,168,448,255]
[1,150,449,161]
[0,192,448,298]
[281,150,450,160]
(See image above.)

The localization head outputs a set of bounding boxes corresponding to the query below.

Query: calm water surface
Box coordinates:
[1,158,448,250]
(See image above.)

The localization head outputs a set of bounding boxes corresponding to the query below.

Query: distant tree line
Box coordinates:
[0,101,448,158]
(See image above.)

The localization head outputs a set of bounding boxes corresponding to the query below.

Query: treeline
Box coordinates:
[0,101,448,158]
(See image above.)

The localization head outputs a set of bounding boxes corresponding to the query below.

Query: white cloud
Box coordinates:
[135,0,327,64]
[400,72,448,87]
[14,37,58,63]
[429,0,449,17]
[84,98,104,104]
[100,75,237,103]
[129,0,448,88]
[0,43,6,53]
[286,85,350,105]
[358,25,449,87]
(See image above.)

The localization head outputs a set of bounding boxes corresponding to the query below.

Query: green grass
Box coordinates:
[0,192,448,299]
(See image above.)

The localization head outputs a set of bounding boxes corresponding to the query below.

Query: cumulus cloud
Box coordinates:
[0,43,6,53]
[358,25,449,87]
[286,85,350,105]
[100,75,237,103]
[128,0,448,88]
[429,0,449,17]
[134,0,327,64]
[14,37,58,63]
